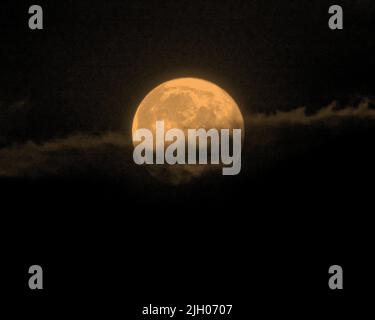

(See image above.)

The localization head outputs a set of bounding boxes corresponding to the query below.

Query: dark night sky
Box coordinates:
[1,2,375,310]
[1,0,374,143]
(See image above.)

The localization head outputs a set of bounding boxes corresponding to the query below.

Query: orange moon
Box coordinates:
[132,77,244,184]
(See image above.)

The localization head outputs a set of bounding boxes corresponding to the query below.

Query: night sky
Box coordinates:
[1,0,374,317]
[1,0,374,143]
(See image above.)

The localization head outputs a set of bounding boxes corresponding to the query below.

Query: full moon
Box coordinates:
[132,77,244,184]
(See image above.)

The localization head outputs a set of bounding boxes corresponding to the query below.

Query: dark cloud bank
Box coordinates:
[0,98,374,183]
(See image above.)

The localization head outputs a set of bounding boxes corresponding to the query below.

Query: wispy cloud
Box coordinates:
[249,99,375,127]
[0,98,374,179]
[0,132,131,177]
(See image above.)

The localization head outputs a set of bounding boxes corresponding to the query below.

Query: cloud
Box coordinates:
[248,99,375,127]
[244,98,375,150]
[0,98,374,180]
[0,132,132,177]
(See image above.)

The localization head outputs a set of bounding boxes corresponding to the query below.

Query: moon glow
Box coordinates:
[132,77,244,184]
